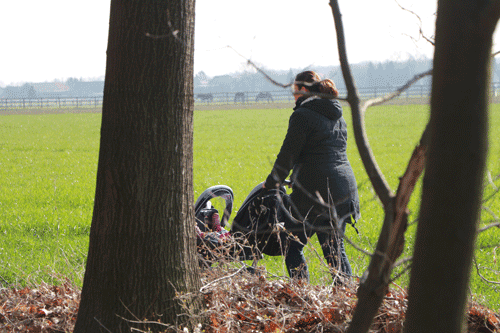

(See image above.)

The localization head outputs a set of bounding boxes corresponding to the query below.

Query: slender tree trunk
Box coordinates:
[74,1,201,332]
[405,1,500,332]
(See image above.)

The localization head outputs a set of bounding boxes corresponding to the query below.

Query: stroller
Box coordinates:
[194,181,292,268]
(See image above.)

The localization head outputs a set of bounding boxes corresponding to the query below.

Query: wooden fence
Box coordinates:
[0,85,436,109]
[0,97,103,109]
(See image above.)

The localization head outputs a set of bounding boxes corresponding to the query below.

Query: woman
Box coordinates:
[263,70,360,281]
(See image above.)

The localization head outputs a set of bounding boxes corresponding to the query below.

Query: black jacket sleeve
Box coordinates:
[265,110,308,189]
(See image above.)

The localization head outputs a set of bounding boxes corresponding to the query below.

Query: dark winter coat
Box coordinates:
[264,96,360,229]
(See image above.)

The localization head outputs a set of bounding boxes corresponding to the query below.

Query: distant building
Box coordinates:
[68,81,104,97]
[32,82,70,97]
[0,81,106,99]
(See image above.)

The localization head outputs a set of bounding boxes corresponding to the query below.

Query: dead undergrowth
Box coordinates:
[0,265,498,332]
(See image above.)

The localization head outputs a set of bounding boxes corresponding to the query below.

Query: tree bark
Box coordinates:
[74,1,201,332]
[404,1,500,332]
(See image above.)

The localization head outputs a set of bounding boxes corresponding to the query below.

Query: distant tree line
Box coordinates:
[3,57,500,99]
[195,57,500,94]
[194,57,437,94]
[0,77,104,99]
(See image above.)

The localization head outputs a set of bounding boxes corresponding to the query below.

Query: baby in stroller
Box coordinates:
[195,183,290,268]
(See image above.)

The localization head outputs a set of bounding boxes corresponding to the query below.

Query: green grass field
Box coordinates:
[0,104,499,311]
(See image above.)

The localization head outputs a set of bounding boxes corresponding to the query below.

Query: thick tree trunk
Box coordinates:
[74,1,201,332]
[404,1,500,332]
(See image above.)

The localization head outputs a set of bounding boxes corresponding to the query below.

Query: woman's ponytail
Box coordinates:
[317,79,339,98]
[294,71,339,99]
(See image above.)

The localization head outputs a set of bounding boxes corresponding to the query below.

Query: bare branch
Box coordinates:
[481,205,499,221]
[482,187,500,203]
[200,264,248,293]
[93,317,113,333]
[474,257,500,285]
[362,69,432,108]
[486,170,499,191]
[478,222,500,233]
[329,0,393,209]
[328,2,426,332]
[144,10,185,45]
[478,205,500,233]
[275,179,373,258]
[395,0,435,46]
[225,46,352,102]
[393,256,413,268]
[389,261,412,284]
[328,4,431,332]
[482,172,500,203]
[227,46,292,89]
[387,127,428,259]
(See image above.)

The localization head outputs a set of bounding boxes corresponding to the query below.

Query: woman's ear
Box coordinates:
[300,86,308,93]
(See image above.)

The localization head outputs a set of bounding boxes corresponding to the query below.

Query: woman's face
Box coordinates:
[292,85,308,101]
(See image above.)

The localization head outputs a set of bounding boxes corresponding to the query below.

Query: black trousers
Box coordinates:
[284,215,352,282]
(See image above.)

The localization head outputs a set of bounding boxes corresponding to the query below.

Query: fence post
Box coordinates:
[76,97,79,108]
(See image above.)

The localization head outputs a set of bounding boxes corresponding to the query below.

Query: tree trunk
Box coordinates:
[74,1,201,332]
[404,1,500,332]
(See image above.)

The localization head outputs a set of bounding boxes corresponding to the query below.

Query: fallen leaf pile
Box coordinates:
[0,279,79,332]
[200,268,499,333]
[0,268,498,332]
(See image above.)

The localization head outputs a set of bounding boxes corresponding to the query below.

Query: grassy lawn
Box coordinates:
[0,104,498,310]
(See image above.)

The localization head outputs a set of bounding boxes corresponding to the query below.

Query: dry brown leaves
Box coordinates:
[0,279,79,332]
[0,269,498,333]
[199,267,500,333]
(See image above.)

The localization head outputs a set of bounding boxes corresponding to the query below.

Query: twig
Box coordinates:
[487,171,499,191]
[0,274,9,286]
[393,256,413,268]
[144,9,187,46]
[394,0,435,46]
[94,317,114,333]
[278,179,373,258]
[474,257,500,285]
[116,315,177,329]
[226,46,352,101]
[200,264,248,293]
[390,273,413,296]
[481,205,499,220]
[328,1,431,331]
[478,222,500,233]
[482,186,500,203]
[227,46,291,89]
[362,69,432,109]
[482,172,500,203]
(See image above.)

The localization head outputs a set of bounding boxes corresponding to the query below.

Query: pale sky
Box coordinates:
[0,0,487,87]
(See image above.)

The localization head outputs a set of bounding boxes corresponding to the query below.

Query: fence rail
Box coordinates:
[193,85,433,106]
[15,82,500,109]
[4,81,500,110]
[0,97,103,109]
